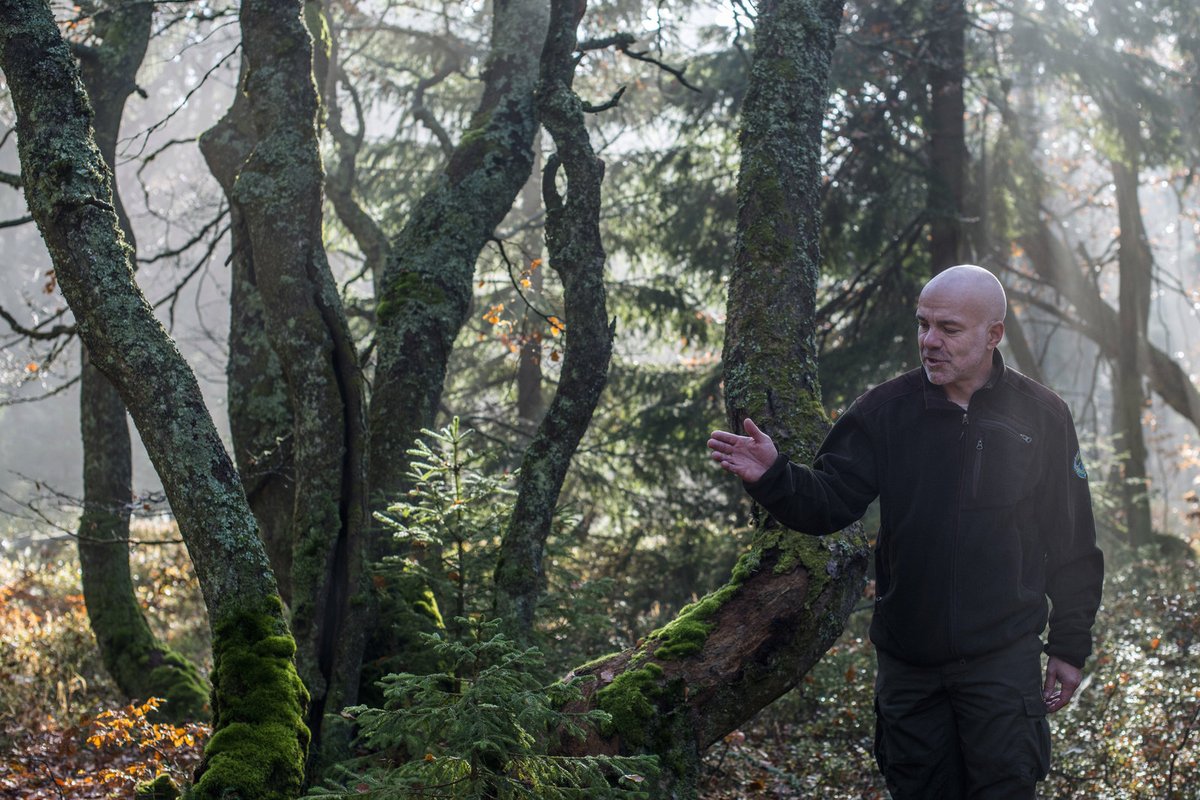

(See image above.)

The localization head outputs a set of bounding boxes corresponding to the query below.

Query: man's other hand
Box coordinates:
[1043,655,1082,714]
[708,418,779,484]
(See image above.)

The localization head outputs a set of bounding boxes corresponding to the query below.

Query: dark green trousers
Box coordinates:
[873,634,1051,799]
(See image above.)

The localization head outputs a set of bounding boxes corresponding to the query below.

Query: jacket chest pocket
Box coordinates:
[966,417,1038,508]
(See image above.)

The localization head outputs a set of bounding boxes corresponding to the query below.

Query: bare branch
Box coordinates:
[119,43,240,162]
[582,86,626,114]
[0,304,76,340]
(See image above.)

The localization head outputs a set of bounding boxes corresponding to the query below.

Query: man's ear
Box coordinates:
[987,321,1005,349]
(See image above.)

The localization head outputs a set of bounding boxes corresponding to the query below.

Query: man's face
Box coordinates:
[916,286,1000,401]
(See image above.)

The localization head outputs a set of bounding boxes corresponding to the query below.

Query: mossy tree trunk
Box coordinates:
[74,0,207,721]
[0,5,308,798]
[198,0,552,733]
[554,0,869,797]
[230,0,369,767]
[492,0,614,640]
[366,0,549,524]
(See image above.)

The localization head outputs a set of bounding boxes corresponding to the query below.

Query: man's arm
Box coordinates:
[1043,411,1104,677]
[708,408,878,534]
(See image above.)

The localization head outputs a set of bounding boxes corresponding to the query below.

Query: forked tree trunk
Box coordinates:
[0,6,308,798]
[198,79,297,607]
[228,0,370,769]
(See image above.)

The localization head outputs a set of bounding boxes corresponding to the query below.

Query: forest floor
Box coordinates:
[2,535,1198,799]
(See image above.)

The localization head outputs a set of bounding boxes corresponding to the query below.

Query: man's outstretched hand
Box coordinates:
[708,418,779,484]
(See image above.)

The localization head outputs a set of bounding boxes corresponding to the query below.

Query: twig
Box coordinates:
[0,304,76,340]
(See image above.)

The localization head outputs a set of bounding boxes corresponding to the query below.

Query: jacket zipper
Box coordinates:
[975,417,1033,444]
[973,437,984,497]
[951,411,969,659]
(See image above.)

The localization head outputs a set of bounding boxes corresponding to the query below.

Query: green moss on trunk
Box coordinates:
[193,598,309,800]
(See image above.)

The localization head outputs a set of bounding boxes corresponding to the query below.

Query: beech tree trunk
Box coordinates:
[0,6,308,798]
[198,75,297,607]
[555,1,868,796]
[1108,114,1153,548]
[74,0,207,721]
[228,0,370,767]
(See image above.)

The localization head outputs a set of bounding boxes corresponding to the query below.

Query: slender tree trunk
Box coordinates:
[1109,121,1153,547]
[0,7,308,797]
[555,1,868,796]
[230,0,369,767]
[74,0,206,721]
[926,0,967,271]
[492,15,614,639]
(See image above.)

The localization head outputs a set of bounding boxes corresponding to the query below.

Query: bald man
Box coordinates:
[708,265,1103,799]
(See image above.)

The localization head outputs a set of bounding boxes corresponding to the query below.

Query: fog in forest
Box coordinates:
[4,0,1198,550]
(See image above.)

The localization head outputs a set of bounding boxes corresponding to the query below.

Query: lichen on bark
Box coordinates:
[230,0,370,766]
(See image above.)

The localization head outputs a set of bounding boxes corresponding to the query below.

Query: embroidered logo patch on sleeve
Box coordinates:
[1073,450,1088,479]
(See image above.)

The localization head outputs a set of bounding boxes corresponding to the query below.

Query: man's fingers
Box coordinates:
[744,418,765,441]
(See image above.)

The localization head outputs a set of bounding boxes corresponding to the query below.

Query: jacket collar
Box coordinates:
[921,349,1007,410]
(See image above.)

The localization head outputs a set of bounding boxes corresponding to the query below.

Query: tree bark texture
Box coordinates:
[231,0,369,762]
[0,5,308,798]
[926,0,967,272]
[367,0,550,519]
[557,1,868,796]
[491,0,614,639]
[73,0,207,720]
[198,59,297,609]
